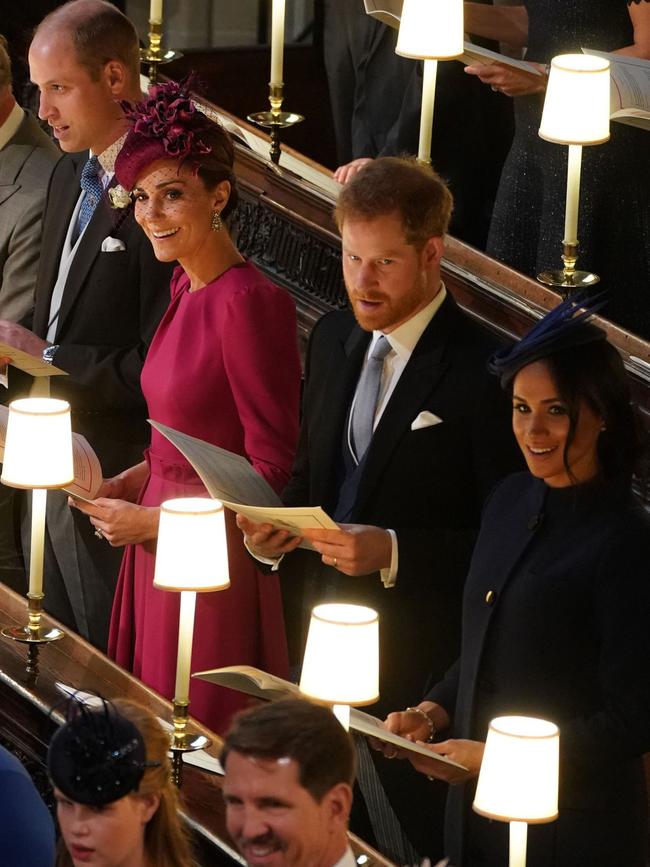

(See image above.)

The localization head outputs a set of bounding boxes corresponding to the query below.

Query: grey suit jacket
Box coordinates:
[0,111,60,321]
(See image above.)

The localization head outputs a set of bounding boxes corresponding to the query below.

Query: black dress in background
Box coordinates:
[487,0,650,337]
[427,472,650,867]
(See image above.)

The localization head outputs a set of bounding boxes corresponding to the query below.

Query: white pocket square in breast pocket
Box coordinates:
[411,410,443,431]
[101,236,126,252]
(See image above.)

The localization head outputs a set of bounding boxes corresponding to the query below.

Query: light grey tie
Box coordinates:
[351,335,392,461]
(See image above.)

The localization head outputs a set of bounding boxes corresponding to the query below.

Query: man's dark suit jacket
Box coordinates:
[19,150,173,646]
[281,294,520,715]
[278,294,520,858]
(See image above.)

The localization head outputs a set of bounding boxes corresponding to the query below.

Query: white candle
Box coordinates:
[29,488,47,598]
[563,144,583,246]
[149,0,163,24]
[418,59,438,162]
[333,704,350,731]
[270,0,286,87]
[509,821,528,867]
[174,590,197,705]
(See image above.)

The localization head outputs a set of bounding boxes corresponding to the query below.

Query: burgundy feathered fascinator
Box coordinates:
[115,77,215,191]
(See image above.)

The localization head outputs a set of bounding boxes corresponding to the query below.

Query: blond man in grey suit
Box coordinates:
[0,34,60,322]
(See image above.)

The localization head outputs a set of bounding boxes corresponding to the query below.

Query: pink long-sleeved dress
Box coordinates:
[108,262,301,733]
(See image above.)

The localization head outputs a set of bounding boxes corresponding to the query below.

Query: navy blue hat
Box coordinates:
[48,697,156,806]
[488,294,607,387]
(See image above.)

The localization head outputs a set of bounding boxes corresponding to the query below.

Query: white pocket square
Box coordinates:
[411,410,443,431]
[101,236,126,252]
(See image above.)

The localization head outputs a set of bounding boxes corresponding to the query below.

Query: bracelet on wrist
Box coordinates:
[406,706,435,742]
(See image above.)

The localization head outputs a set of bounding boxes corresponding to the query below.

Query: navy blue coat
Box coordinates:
[427,472,650,867]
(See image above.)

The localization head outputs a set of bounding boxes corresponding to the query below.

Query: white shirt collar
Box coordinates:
[371,283,447,361]
[0,103,25,151]
[333,846,357,867]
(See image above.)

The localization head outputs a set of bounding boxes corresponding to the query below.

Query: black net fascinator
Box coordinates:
[488,293,608,387]
[48,696,158,806]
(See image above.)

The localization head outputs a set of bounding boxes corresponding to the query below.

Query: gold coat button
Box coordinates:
[485,590,496,605]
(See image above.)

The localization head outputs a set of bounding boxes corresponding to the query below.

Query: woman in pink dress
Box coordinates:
[72,81,301,733]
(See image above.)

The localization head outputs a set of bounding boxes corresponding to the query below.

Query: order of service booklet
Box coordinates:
[583,49,650,131]
[150,420,340,542]
[194,665,467,771]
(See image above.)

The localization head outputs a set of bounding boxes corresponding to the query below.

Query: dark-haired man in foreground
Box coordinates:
[238,157,520,860]
[222,699,356,867]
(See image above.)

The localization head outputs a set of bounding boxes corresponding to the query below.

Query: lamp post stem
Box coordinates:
[418,59,438,164]
[333,704,350,731]
[509,821,528,867]
[563,143,582,246]
[29,489,47,599]
[174,590,197,704]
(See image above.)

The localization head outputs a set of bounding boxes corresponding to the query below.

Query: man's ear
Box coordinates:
[422,235,444,269]
[323,783,353,827]
[103,60,129,97]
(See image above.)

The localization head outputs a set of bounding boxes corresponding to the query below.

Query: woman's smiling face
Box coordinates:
[132,159,229,266]
[512,360,603,487]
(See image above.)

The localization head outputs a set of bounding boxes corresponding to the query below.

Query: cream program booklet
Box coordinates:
[195,665,467,771]
[150,420,339,541]
[583,49,650,131]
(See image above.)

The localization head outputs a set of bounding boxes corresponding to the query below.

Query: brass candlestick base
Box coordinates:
[1,593,64,679]
[169,700,211,787]
[248,83,304,164]
[140,20,182,84]
[538,241,600,291]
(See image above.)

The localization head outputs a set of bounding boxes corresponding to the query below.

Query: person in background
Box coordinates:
[48,696,194,867]
[0,33,60,321]
[382,297,650,866]
[463,0,650,337]
[0,743,55,867]
[221,698,356,867]
[327,1,514,249]
[72,78,301,735]
[0,31,60,594]
[0,0,173,650]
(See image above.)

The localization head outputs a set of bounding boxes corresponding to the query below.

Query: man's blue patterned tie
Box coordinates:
[77,155,103,235]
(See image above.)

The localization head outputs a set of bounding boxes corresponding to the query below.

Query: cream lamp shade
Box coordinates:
[396,0,464,60]
[473,716,559,823]
[153,498,230,592]
[300,603,379,706]
[1,398,74,489]
[539,54,610,145]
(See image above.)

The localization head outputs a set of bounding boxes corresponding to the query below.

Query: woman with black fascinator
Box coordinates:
[49,697,193,867]
[379,297,650,866]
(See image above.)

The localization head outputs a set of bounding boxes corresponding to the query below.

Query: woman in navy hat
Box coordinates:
[381,298,650,866]
[49,697,193,867]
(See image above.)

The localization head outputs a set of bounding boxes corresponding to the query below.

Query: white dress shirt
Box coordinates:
[349,285,447,586]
